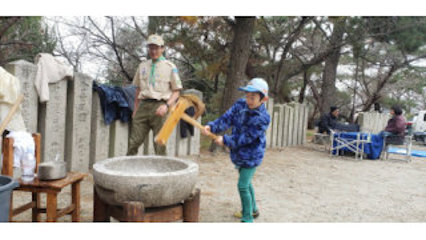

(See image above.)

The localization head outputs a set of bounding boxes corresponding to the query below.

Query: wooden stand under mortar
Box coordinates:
[93,187,200,222]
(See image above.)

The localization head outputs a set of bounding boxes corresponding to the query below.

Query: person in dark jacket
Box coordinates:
[381,105,406,138]
[318,106,339,134]
[202,78,270,223]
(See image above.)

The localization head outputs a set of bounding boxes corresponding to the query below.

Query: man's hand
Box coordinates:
[155,104,168,116]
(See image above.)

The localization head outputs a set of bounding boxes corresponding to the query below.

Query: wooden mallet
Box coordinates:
[155,94,218,145]
[0,94,25,134]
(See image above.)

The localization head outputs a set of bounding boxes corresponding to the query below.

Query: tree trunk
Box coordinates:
[349,57,359,123]
[220,17,256,114]
[319,17,346,114]
[298,70,309,103]
[148,17,159,35]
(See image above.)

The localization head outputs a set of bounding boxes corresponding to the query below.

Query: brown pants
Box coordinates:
[127,100,166,156]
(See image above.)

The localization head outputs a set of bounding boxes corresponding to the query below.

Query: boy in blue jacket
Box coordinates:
[202,78,270,222]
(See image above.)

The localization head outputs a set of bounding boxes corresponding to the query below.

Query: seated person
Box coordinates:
[380,105,406,140]
[318,106,339,134]
[318,106,360,134]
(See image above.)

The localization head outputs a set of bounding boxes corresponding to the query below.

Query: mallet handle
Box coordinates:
[181,113,218,140]
[0,94,24,134]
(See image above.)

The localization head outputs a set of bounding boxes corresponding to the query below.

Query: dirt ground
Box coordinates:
[11,142,426,222]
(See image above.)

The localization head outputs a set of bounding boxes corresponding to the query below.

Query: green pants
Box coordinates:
[238,167,258,222]
[127,100,167,156]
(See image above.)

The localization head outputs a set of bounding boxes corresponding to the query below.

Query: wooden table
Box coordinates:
[93,187,200,222]
[12,172,87,222]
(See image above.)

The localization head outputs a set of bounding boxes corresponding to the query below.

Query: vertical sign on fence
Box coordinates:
[5,60,38,133]
[89,90,110,168]
[65,73,93,172]
[38,80,68,164]
[109,120,129,157]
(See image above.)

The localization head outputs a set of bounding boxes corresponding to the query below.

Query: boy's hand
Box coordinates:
[214,136,224,146]
[202,125,211,136]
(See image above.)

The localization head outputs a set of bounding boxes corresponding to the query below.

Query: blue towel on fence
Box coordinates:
[332,132,384,160]
[93,82,132,125]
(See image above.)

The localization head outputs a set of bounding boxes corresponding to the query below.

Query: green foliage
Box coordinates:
[0,17,56,65]
[365,17,426,53]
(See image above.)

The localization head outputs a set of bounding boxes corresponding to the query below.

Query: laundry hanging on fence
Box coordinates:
[34,53,73,102]
[93,81,133,125]
[121,85,137,112]
[0,67,26,131]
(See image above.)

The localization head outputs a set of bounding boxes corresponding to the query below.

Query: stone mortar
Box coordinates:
[92,155,198,207]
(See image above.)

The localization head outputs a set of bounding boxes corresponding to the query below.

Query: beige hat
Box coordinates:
[147,34,164,46]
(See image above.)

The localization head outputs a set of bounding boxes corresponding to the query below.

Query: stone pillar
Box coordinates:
[176,122,190,156]
[302,104,309,144]
[4,60,38,133]
[282,105,291,147]
[358,113,365,132]
[65,73,93,172]
[287,106,294,146]
[290,103,299,146]
[273,105,284,148]
[38,80,68,163]
[166,128,177,157]
[271,110,279,148]
[109,120,129,157]
[297,104,304,145]
[265,98,274,148]
[89,91,110,168]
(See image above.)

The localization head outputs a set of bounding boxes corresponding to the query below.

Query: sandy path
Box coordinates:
[11,143,426,222]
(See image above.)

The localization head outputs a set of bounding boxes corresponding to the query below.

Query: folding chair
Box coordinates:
[330,131,372,160]
[381,135,412,162]
[313,131,332,152]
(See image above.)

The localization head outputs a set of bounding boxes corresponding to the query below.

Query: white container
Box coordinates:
[20,153,35,182]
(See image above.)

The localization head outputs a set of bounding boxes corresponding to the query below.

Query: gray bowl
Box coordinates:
[92,155,198,207]
[37,161,67,180]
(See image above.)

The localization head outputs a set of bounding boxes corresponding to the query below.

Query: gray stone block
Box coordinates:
[291,103,299,146]
[38,80,68,163]
[65,72,93,172]
[265,98,274,148]
[297,104,304,145]
[109,120,129,158]
[176,122,190,156]
[272,105,284,148]
[89,91,110,168]
[282,105,291,147]
[302,104,309,144]
[287,106,294,146]
[272,110,279,147]
[166,127,177,157]
[4,60,38,133]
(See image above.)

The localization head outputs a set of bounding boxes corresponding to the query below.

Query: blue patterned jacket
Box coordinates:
[208,98,270,168]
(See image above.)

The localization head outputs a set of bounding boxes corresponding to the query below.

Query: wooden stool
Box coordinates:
[1,133,88,222]
[93,187,200,222]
